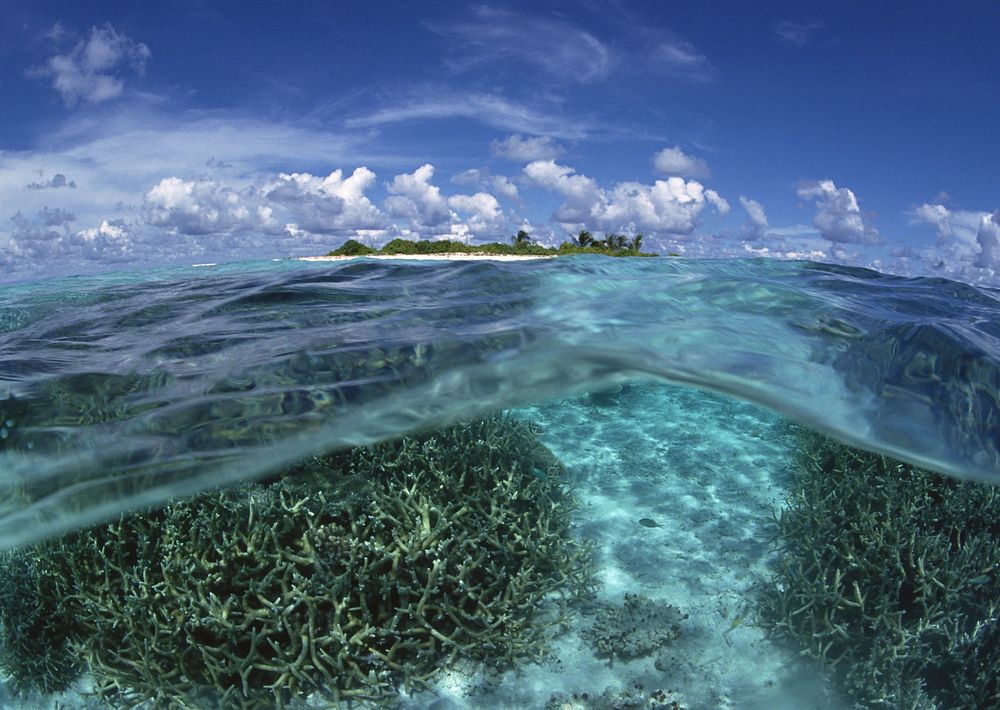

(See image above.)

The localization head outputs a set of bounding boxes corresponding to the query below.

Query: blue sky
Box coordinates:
[1,1,999,283]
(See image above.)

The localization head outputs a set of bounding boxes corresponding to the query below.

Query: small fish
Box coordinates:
[531,467,548,481]
[638,518,663,528]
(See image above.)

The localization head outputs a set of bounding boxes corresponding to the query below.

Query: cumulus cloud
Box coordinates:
[911,202,954,238]
[143,177,275,236]
[429,6,613,82]
[33,24,151,106]
[27,172,77,190]
[263,168,386,235]
[451,170,519,202]
[975,212,1000,270]
[7,208,75,259]
[524,159,727,235]
[739,196,769,236]
[797,179,880,245]
[705,189,730,214]
[384,164,508,240]
[740,196,769,229]
[652,146,711,179]
[491,176,519,201]
[491,134,564,162]
[73,219,135,259]
[385,164,452,232]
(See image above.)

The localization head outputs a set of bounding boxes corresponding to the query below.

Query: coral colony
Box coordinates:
[0,416,593,708]
[760,431,1000,709]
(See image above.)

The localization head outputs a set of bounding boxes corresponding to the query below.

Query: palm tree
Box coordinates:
[603,233,627,253]
[631,234,644,252]
[511,229,532,247]
[572,229,594,248]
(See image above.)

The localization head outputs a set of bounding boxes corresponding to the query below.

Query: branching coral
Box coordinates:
[0,415,593,708]
[759,430,1000,709]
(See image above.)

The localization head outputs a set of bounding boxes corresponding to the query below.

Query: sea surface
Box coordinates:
[2,254,999,549]
[3,254,1000,708]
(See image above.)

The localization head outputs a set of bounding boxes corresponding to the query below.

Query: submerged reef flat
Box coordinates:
[0,415,593,709]
[760,431,1000,709]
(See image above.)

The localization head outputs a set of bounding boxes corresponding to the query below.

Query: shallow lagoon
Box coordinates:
[2,255,999,708]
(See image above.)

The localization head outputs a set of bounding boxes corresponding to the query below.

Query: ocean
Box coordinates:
[1,255,999,709]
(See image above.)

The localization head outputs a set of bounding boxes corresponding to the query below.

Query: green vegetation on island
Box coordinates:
[325,230,658,258]
[0,416,594,708]
[760,431,1000,709]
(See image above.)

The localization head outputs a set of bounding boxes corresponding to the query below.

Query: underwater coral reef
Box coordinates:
[760,431,1000,709]
[0,415,593,708]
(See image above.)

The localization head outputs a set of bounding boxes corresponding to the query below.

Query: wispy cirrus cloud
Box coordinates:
[651,38,713,80]
[427,6,614,83]
[774,20,823,48]
[344,92,593,140]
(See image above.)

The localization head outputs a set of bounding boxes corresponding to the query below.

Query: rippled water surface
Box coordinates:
[2,255,1000,548]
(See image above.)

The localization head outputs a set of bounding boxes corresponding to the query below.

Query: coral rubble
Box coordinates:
[581,593,685,662]
[0,415,593,708]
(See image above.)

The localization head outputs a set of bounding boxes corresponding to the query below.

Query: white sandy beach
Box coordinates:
[299,253,557,262]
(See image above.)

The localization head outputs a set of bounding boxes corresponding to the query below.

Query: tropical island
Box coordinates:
[313,230,659,260]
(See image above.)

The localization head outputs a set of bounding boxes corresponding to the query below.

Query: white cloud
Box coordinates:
[654,40,708,69]
[33,24,151,106]
[911,202,954,238]
[384,164,508,240]
[976,212,1000,270]
[524,159,726,235]
[447,192,501,221]
[429,6,614,82]
[491,175,519,201]
[774,20,823,47]
[451,170,519,201]
[263,168,386,235]
[451,168,482,185]
[522,160,602,223]
[345,93,592,140]
[385,164,451,231]
[796,179,880,245]
[909,202,991,253]
[143,177,275,235]
[27,172,77,190]
[652,146,710,179]
[649,38,714,81]
[739,195,769,234]
[73,219,135,258]
[491,134,564,162]
[705,189,730,214]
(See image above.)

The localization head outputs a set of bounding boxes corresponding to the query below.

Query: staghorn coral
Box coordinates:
[759,430,1000,709]
[0,415,593,709]
[0,545,80,695]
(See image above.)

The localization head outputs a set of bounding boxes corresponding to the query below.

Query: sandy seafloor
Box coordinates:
[1,383,848,710]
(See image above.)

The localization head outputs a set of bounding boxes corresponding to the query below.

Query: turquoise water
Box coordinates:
[3,254,1000,708]
[2,255,999,550]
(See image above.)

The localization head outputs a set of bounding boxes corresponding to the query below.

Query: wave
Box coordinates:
[2,255,999,548]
